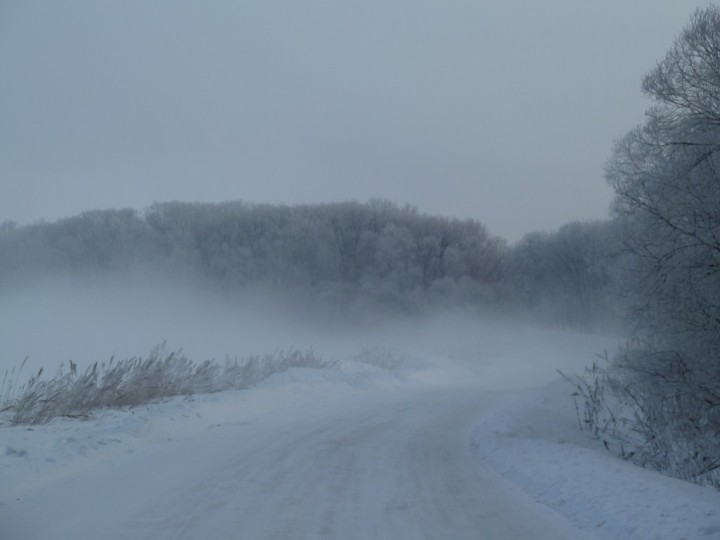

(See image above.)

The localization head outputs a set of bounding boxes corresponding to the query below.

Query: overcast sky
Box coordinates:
[0,1,713,241]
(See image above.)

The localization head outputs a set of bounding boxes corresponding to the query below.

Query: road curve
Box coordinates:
[3,388,590,539]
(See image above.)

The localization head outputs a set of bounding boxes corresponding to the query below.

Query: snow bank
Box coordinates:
[472,379,720,540]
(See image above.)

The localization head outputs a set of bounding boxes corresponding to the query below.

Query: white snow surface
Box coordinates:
[473,381,720,540]
[2,315,720,539]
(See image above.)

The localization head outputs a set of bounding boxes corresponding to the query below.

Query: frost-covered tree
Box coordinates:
[604,7,720,484]
[505,220,622,329]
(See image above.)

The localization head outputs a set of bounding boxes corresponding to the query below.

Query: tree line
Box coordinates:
[0,199,622,322]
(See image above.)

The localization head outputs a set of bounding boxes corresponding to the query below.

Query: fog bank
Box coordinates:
[0,275,616,392]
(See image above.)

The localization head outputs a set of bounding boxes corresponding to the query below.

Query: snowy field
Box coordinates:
[2,282,720,539]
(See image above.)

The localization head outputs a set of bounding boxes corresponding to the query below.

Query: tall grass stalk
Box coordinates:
[1,346,335,425]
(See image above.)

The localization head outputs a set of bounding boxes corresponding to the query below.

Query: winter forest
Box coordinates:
[2,7,720,537]
[0,199,621,327]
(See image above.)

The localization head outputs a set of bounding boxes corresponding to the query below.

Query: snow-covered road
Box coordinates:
[4,318,720,539]
[2,385,588,539]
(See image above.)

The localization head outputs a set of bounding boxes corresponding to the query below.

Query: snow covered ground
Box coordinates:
[473,381,720,540]
[2,302,720,539]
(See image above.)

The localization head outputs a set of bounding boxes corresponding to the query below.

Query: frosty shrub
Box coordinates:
[609,341,720,487]
[569,342,720,487]
[560,355,638,458]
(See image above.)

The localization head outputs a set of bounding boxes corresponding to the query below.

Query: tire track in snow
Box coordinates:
[2,388,592,539]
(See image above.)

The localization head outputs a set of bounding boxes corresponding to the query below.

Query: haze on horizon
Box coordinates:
[0,1,712,241]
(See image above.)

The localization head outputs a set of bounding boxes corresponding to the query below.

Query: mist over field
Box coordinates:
[0,200,621,382]
[0,275,329,374]
[0,271,610,391]
[0,272,428,374]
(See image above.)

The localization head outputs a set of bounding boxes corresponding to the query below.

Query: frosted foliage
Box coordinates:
[0,201,506,311]
[602,7,720,486]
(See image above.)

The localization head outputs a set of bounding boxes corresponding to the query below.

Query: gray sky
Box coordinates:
[0,1,712,241]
